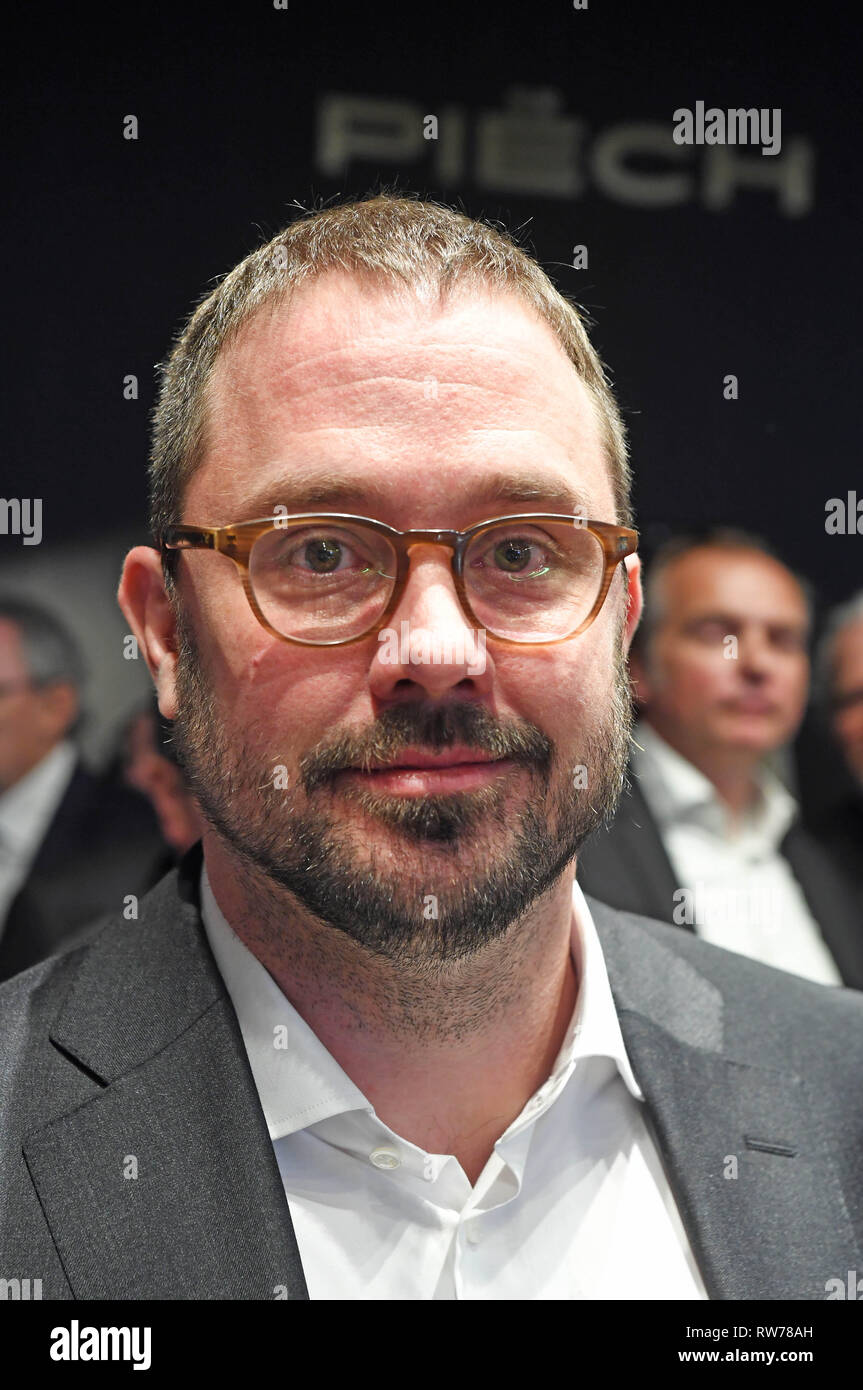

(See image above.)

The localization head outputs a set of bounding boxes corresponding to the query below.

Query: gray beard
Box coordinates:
[172,611,633,967]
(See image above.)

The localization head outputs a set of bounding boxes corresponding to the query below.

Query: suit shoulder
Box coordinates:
[0,858,186,1018]
[0,864,199,1137]
[586,894,863,1044]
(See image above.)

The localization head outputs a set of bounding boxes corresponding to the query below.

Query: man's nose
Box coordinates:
[368,543,492,698]
[738,629,775,678]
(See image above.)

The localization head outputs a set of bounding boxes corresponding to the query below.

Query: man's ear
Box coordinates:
[118,547,181,721]
[620,557,656,707]
[622,553,643,653]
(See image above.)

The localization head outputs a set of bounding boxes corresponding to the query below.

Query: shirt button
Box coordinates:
[369,1147,401,1170]
[465,1223,482,1246]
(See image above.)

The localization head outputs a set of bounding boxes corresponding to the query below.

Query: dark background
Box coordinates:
[3,1,861,800]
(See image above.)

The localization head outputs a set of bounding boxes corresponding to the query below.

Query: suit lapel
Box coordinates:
[617,776,685,926]
[591,898,860,1299]
[23,851,309,1299]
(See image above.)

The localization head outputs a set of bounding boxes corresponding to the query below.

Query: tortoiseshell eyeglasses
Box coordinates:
[161,512,638,648]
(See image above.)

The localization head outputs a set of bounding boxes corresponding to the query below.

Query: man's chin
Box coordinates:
[326,784,505,846]
[711,720,785,754]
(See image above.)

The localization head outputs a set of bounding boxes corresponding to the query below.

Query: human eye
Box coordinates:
[471,527,567,581]
[770,626,807,653]
[689,617,732,644]
[271,526,376,578]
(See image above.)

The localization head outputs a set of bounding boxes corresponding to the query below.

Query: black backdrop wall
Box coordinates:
[3,1,862,787]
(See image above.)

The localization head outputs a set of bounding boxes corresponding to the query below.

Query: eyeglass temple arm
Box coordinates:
[161,526,220,552]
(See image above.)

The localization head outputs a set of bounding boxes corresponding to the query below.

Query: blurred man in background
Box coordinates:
[0,597,169,981]
[808,592,863,893]
[578,530,863,987]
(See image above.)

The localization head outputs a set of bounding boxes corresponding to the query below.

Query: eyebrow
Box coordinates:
[237,468,594,520]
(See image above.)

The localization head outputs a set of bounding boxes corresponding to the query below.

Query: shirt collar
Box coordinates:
[200,864,643,1146]
[632,719,797,849]
[0,739,77,857]
[554,878,643,1101]
[631,721,717,822]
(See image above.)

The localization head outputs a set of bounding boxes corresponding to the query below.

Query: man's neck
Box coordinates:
[203,833,579,1186]
[641,717,762,821]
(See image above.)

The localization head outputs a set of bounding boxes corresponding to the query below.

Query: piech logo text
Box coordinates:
[673,103,782,156]
[50,1321,152,1371]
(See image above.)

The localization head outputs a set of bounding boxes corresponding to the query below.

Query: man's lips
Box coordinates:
[722,698,778,715]
[334,747,517,795]
[359,747,504,771]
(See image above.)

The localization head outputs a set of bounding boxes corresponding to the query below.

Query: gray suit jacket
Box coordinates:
[2,847,862,1300]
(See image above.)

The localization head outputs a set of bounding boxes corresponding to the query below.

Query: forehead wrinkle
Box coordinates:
[203,376,605,469]
[227,335,560,383]
[215,277,571,382]
[208,293,596,436]
[211,354,594,437]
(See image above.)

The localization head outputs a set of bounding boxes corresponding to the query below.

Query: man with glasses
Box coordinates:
[2,194,862,1300]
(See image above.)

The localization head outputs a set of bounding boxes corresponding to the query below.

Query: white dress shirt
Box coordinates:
[0,740,77,933]
[201,865,708,1300]
[632,721,842,986]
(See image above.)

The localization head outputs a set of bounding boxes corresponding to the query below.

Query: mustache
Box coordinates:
[300,701,553,793]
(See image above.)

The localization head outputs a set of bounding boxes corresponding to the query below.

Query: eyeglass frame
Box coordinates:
[160,512,638,648]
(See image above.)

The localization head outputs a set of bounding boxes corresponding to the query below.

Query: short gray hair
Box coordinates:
[815,590,863,706]
[0,597,86,736]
